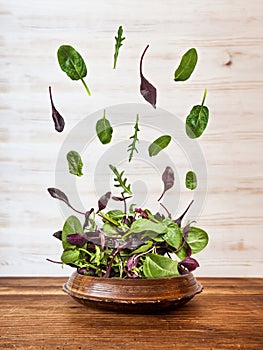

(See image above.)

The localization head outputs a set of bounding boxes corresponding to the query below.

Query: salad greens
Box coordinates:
[96,109,113,144]
[48,37,210,279]
[113,26,125,69]
[140,45,157,109]
[47,164,208,278]
[66,150,83,177]
[148,135,171,157]
[57,45,91,96]
[48,86,65,132]
[174,48,198,81]
[185,170,197,190]
[127,114,140,162]
[186,89,209,139]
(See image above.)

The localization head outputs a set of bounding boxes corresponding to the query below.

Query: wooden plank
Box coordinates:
[0,277,262,349]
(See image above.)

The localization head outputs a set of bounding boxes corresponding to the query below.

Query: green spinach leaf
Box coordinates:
[129,218,167,235]
[143,254,179,278]
[174,48,198,81]
[148,135,171,157]
[96,110,113,144]
[185,171,197,190]
[62,215,84,250]
[186,89,209,138]
[67,150,83,177]
[61,249,80,265]
[186,227,209,254]
[162,222,182,249]
[57,45,91,96]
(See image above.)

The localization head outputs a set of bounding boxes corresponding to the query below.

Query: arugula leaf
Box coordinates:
[143,254,180,278]
[186,89,209,138]
[127,114,140,162]
[48,86,65,132]
[113,26,125,69]
[109,164,132,195]
[66,150,83,177]
[174,48,198,81]
[140,45,157,109]
[185,171,197,190]
[96,109,113,144]
[57,45,91,96]
[158,166,174,201]
[148,135,171,157]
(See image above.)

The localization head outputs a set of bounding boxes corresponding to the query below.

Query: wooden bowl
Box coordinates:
[63,271,203,313]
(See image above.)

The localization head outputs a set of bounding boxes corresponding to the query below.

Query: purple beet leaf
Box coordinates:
[48,86,65,132]
[47,187,85,215]
[140,45,157,108]
[97,191,111,212]
[179,257,199,272]
[127,254,139,271]
[66,233,88,247]
[158,166,174,201]
[174,200,194,227]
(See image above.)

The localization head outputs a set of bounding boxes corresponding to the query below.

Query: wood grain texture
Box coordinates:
[0,0,263,276]
[0,277,262,349]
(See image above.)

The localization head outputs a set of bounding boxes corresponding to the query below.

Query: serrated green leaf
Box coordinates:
[185,171,197,190]
[143,254,179,278]
[96,110,113,144]
[57,45,91,95]
[174,48,198,81]
[186,89,209,139]
[66,150,83,177]
[113,26,125,69]
[128,114,140,162]
[148,135,171,157]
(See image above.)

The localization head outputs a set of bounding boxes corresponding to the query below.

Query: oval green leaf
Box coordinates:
[129,218,167,235]
[187,227,209,254]
[61,249,80,265]
[62,215,84,250]
[162,222,182,249]
[66,150,83,177]
[96,110,113,144]
[186,89,209,138]
[143,254,180,278]
[148,135,171,157]
[57,45,91,95]
[174,48,198,81]
[185,171,197,190]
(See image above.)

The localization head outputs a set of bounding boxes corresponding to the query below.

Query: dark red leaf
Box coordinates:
[174,200,194,227]
[97,191,111,212]
[140,45,157,108]
[48,86,65,132]
[53,230,62,241]
[158,166,174,201]
[179,257,199,272]
[66,233,87,247]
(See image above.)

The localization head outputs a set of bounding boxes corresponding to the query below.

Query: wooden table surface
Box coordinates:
[0,277,262,350]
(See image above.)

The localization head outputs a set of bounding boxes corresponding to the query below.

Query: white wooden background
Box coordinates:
[0,0,262,277]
